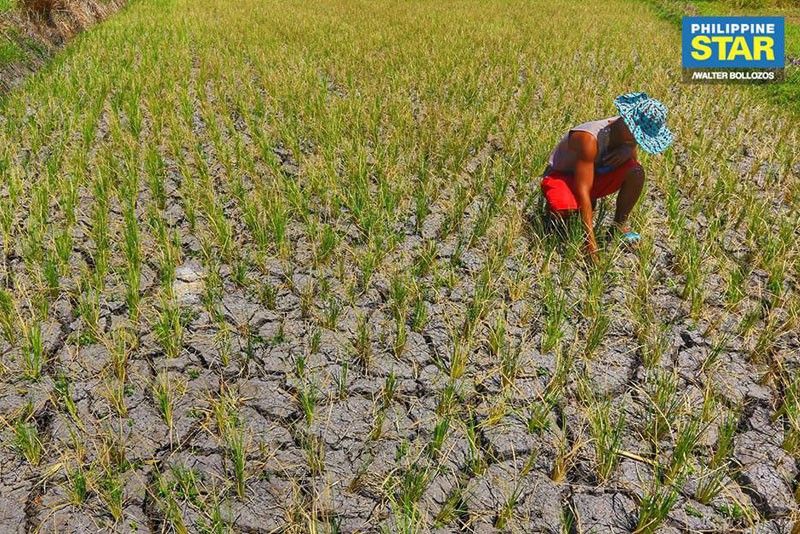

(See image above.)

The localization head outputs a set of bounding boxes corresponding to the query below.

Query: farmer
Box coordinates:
[540,92,673,258]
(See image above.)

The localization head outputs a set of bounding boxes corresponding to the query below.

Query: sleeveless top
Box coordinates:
[547,116,619,173]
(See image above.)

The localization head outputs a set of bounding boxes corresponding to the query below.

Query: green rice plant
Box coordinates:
[42,253,59,297]
[541,277,567,353]
[226,426,248,498]
[154,300,184,358]
[551,418,583,483]
[487,313,507,359]
[381,372,397,409]
[666,417,702,482]
[644,371,682,442]
[314,223,338,265]
[258,282,278,310]
[353,313,373,369]
[301,432,325,476]
[449,334,470,380]
[13,415,43,466]
[122,205,142,321]
[155,470,190,534]
[298,381,317,425]
[299,280,316,319]
[463,265,494,336]
[110,327,134,383]
[145,146,167,211]
[413,189,431,238]
[231,257,249,288]
[440,185,470,238]
[266,197,289,256]
[410,294,428,332]
[335,361,349,400]
[104,378,128,417]
[588,400,626,483]
[309,327,321,354]
[384,462,430,531]
[149,215,181,289]
[777,377,800,455]
[0,289,17,344]
[22,321,44,381]
[293,353,307,378]
[196,488,229,534]
[369,408,387,442]
[98,470,125,522]
[676,232,705,320]
[583,312,610,358]
[465,412,487,476]
[170,464,201,505]
[427,416,450,458]
[153,370,186,438]
[495,484,522,530]
[724,260,749,308]
[634,481,680,534]
[700,334,730,375]
[544,349,573,401]
[394,319,408,357]
[321,295,342,330]
[412,240,437,278]
[527,396,554,434]
[90,172,111,289]
[67,465,89,506]
[695,412,737,504]
[76,289,101,343]
[54,372,79,424]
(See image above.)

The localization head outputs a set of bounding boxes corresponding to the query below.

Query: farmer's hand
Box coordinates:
[602,144,634,169]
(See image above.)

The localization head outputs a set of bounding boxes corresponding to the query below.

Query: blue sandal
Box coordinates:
[621,231,641,244]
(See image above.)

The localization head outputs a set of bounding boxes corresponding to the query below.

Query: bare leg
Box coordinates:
[613,165,644,230]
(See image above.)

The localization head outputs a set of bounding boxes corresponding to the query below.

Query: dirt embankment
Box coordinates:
[0,0,126,93]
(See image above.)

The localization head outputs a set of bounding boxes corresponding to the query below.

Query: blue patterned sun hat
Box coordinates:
[613,92,674,154]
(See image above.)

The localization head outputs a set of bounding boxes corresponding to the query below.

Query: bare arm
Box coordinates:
[568,131,598,259]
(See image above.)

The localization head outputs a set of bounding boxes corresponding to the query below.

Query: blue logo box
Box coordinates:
[682,16,785,69]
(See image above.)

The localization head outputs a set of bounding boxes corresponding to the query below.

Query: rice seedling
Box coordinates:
[634,480,680,534]
[54,372,79,424]
[551,424,583,484]
[353,313,373,369]
[66,465,89,506]
[541,277,567,353]
[226,426,248,498]
[495,484,522,529]
[297,381,318,425]
[643,370,682,442]
[153,370,186,439]
[695,412,737,504]
[155,470,190,533]
[301,432,326,476]
[21,321,44,380]
[98,469,125,522]
[12,412,43,465]
[665,416,702,482]
[777,376,800,455]
[587,400,626,483]
[153,299,184,359]
[0,289,17,344]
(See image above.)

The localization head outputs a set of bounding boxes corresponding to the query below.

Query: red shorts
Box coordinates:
[540,158,641,213]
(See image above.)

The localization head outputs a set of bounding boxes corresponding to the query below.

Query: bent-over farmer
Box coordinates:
[540,92,673,259]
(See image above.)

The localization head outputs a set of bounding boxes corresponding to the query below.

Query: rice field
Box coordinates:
[0,0,799,532]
